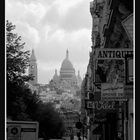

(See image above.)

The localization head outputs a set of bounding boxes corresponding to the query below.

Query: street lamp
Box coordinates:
[75,113,87,140]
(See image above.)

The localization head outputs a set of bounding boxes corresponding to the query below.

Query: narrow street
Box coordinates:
[6,0,134,140]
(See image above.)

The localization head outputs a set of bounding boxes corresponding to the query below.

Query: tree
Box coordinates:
[6,20,39,120]
[6,20,33,84]
[7,82,41,120]
[6,21,65,139]
[36,103,65,140]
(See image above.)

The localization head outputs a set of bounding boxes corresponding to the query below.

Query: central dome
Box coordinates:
[61,59,74,71]
[60,50,75,80]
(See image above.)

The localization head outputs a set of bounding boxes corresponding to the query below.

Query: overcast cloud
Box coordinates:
[6,0,92,84]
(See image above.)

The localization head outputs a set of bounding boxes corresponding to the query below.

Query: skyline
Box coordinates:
[6,0,93,84]
[34,48,86,83]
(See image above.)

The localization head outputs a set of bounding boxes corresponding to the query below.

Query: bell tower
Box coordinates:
[29,49,38,85]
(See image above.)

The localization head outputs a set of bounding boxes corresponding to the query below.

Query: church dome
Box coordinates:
[60,50,75,80]
[61,59,75,71]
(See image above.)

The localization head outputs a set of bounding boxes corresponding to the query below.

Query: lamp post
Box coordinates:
[75,113,88,140]
[75,112,83,140]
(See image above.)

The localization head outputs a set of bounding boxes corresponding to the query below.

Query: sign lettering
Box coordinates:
[86,101,115,110]
[21,128,36,132]
[101,83,127,101]
[94,101,115,110]
[94,49,133,59]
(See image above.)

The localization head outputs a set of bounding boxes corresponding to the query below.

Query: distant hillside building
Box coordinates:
[28,49,82,100]
[29,49,38,86]
[51,50,82,93]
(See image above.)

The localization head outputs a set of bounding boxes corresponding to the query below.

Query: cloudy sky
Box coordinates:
[6,0,93,84]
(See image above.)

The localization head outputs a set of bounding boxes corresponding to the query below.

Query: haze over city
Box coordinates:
[6,0,93,84]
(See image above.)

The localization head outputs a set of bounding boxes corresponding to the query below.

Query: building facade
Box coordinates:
[81,0,133,140]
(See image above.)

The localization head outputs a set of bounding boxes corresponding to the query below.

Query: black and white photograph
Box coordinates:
[5,0,134,140]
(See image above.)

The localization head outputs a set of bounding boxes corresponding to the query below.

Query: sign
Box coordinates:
[95,59,125,83]
[101,83,126,101]
[85,101,94,109]
[7,121,39,140]
[8,126,21,137]
[85,100,116,110]
[93,49,133,84]
[94,101,115,110]
[21,128,36,132]
[93,48,133,59]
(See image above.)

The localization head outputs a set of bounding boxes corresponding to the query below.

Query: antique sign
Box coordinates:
[93,48,133,59]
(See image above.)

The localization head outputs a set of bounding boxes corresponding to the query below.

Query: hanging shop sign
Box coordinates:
[92,49,133,102]
[94,101,115,110]
[93,48,133,59]
[101,83,127,101]
[85,100,116,110]
[93,49,133,84]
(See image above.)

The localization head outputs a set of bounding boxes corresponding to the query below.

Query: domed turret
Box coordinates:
[53,69,59,83]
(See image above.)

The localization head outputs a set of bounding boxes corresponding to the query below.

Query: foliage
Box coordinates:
[36,102,65,140]
[7,81,41,120]
[6,20,32,85]
[6,20,65,139]
[6,20,40,120]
